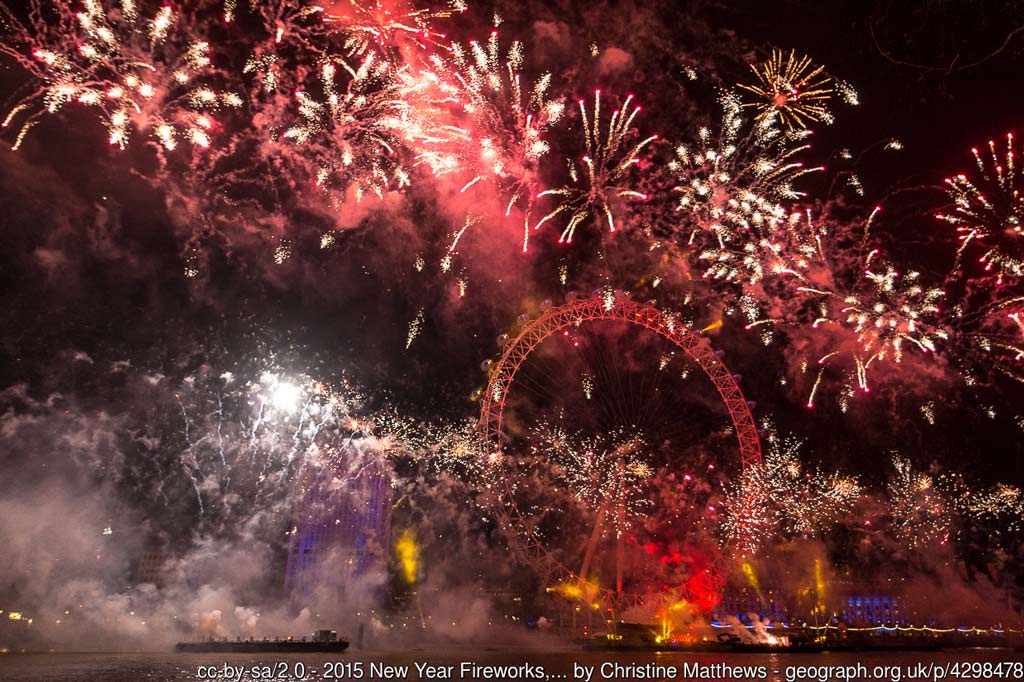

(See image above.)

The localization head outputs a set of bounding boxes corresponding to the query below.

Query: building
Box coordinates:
[714,587,789,624]
[132,544,169,587]
[840,593,906,626]
[284,449,393,600]
[714,581,906,626]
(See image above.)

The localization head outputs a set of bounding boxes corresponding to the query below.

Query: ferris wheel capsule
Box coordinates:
[497,333,510,346]
[481,358,494,372]
[470,388,482,401]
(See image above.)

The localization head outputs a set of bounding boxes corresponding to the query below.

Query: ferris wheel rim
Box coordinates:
[477,293,762,596]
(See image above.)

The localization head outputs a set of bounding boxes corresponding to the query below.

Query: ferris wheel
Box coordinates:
[477,292,762,608]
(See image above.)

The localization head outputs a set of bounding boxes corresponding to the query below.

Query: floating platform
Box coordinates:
[175,629,349,653]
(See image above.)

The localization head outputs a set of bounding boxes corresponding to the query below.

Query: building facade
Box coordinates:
[284,449,393,600]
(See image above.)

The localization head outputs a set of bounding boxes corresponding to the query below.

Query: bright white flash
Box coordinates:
[262,374,303,413]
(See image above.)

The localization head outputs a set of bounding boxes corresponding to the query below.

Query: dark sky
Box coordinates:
[1,0,1023,499]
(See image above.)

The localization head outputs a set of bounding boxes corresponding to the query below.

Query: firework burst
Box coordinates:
[722,421,860,555]
[420,31,565,251]
[324,0,468,58]
[282,53,410,201]
[938,133,1023,283]
[838,259,948,364]
[887,455,952,551]
[534,90,657,244]
[671,92,823,284]
[737,49,835,131]
[534,422,654,531]
[800,247,949,403]
[957,482,1024,540]
[1,0,240,151]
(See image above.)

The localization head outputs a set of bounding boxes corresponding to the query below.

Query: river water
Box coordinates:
[2,648,1024,682]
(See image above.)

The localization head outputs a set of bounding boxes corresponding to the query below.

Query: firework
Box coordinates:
[887,455,952,550]
[248,0,329,52]
[796,245,948,402]
[534,90,657,244]
[169,365,350,515]
[425,417,485,478]
[1,0,240,151]
[722,421,860,555]
[406,307,424,348]
[937,133,1023,283]
[324,0,468,57]
[839,260,947,362]
[957,482,1024,539]
[281,53,410,201]
[737,49,835,131]
[534,422,654,530]
[416,31,565,251]
[948,295,1024,384]
[671,92,823,284]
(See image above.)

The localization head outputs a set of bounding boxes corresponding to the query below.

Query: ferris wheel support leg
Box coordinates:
[580,499,609,581]
[614,459,626,594]
[615,530,624,595]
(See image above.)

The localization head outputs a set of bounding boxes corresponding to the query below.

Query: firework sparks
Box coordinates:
[791,242,949,400]
[406,307,424,348]
[723,421,860,555]
[887,455,952,550]
[534,91,656,244]
[737,49,835,131]
[282,53,409,201]
[1,0,240,151]
[534,422,654,531]
[938,133,1023,283]
[838,260,947,364]
[671,92,823,284]
[324,0,468,57]
[417,30,564,251]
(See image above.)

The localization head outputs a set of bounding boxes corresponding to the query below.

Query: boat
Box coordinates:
[175,629,349,653]
[577,624,969,653]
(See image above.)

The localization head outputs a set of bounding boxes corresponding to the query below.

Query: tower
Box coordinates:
[284,446,393,601]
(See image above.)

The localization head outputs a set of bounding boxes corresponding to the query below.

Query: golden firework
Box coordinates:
[738,49,834,130]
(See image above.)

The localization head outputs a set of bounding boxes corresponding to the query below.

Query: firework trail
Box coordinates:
[1,0,241,151]
[737,49,836,131]
[534,90,657,244]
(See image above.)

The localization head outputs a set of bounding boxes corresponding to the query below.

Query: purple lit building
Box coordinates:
[284,449,393,600]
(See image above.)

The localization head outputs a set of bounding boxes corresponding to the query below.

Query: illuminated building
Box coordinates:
[714,587,788,624]
[284,450,393,599]
[840,594,905,626]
